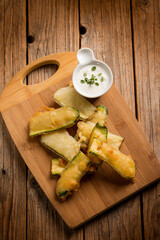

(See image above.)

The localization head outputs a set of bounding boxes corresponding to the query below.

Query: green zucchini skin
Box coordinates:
[58,191,69,197]
[31,120,77,137]
[89,138,136,180]
[56,151,90,200]
[29,106,79,137]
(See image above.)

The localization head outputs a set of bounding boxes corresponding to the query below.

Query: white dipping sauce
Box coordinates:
[75,64,110,98]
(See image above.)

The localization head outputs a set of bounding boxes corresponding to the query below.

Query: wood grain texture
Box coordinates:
[132,0,160,239]
[80,0,142,238]
[0,0,27,239]
[80,0,135,107]
[83,195,141,240]
[0,0,160,237]
[27,0,82,239]
[1,53,160,228]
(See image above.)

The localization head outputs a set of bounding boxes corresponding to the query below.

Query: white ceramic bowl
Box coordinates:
[72,48,113,98]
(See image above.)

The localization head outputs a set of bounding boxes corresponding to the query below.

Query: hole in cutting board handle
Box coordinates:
[23,64,59,85]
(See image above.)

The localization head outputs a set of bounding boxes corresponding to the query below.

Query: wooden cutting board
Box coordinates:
[0,52,160,228]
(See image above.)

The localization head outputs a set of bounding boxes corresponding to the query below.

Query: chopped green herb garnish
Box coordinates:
[80,80,85,83]
[90,74,94,80]
[91,66,96,71]
[91,80,94,84]
[80,69,103,86]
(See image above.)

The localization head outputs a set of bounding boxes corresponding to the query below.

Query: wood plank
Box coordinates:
[132,0,160,239]
[0,0,27,239]
[27,0,82,238]
[80,0,142,238]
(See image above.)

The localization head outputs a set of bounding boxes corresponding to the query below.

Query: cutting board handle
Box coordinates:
[18,55,61,83]
[11,52,77,89]
[0,52,77,112]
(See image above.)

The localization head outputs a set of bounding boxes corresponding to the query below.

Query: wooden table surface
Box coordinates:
[0,0,159,239]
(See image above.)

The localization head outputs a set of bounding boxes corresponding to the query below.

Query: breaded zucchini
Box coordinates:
[76,121,95,145]
[87,123,108,167]
[41,130,80,162]
[89,105,108,125]
[51,158,67,175]
[29,106,79,136]
[89,138,136,180]
[77,123,123,151]
[76,105,108,149]
[56,151,90,200]
[107,132,124,150]
[53,86,96,120]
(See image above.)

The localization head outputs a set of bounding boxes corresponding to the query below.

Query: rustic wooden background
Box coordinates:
[0,0,159,239]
